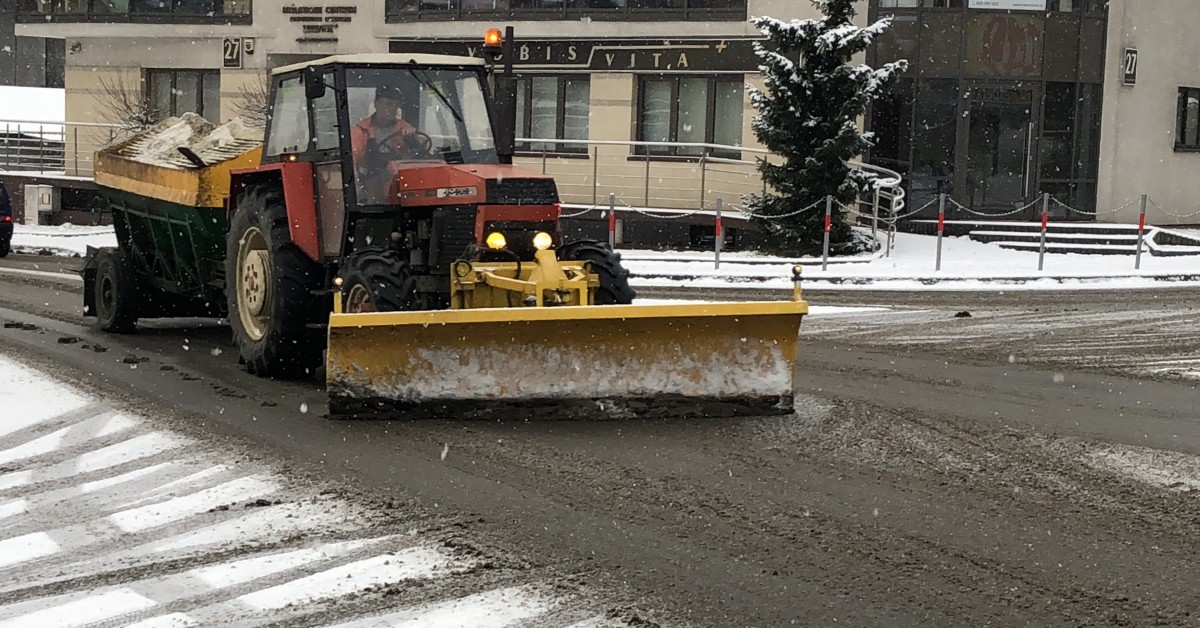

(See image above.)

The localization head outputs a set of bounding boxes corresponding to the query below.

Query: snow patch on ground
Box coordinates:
[9,224,116,257]
[1085,445,1200,492]
[327,585,553,627]
[236,546,457,611]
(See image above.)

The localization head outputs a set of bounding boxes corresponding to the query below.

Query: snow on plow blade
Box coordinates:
[325,302,807,419]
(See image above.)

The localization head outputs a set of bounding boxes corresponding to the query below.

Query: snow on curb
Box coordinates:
[11,224,1200,291]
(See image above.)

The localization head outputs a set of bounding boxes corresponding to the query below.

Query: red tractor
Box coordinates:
[225,30,635,379]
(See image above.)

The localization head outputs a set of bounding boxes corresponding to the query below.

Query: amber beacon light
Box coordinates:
[484,28,503,49]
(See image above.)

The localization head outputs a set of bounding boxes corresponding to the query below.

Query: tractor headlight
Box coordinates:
[532,231,553,251]
[453,260,474,278]
[486,232,507,250]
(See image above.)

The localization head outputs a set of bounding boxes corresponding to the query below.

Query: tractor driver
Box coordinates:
[351,85,428,203]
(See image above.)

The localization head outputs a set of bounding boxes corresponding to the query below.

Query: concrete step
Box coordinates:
[993,241,1146,256]
[970,230,1142,246]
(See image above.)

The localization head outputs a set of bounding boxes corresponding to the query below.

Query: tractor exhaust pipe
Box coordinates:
[494,26,517,164]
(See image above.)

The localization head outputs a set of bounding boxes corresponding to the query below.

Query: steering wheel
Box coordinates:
[373,130,434,159]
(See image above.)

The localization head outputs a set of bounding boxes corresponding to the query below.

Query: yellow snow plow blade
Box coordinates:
[325,301,807,419]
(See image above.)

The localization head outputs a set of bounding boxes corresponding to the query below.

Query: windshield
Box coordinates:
[346,67,497,204]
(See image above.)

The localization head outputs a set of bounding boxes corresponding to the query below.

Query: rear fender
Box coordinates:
[229,163,320,261]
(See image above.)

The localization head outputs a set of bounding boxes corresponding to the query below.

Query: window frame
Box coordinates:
[384,0,744,23]
[874,0,1105,14]
[17,1,252,24]
[635,75,743,159]
[145,68,221,123]
[1176,87,1200,152]
[514,74,591,156]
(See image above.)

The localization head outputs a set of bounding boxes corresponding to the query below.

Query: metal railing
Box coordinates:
[514,137,906,221]
[0,119,129,177]
[0,118,904,223]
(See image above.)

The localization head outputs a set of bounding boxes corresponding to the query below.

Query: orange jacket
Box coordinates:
[351,116,417,161]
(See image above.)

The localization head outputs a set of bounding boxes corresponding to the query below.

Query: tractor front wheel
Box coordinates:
[338,249,418,313]
[226,185,323,379]
[558,241,636,305]
[94,248,139,333]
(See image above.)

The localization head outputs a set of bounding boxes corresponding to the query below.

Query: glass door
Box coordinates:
[956,83,1038,213]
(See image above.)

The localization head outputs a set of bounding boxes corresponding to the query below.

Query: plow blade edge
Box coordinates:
[326,302,806,419]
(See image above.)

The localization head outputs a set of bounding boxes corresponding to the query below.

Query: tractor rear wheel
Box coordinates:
[558,241,636,305]
[338,249,418,313]
[226,185,323,379]
[94,248,138,333]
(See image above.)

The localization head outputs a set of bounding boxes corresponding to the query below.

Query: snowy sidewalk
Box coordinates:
[11,223,1200,291]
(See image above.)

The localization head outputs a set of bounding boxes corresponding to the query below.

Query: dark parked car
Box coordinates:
[0,182,12,258]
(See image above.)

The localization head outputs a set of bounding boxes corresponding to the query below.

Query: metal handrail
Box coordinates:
[515,136,905,219]
[0,121,904,228]
[0,119,125,130]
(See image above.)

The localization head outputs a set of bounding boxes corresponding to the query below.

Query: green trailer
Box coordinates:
[81,114,263,331]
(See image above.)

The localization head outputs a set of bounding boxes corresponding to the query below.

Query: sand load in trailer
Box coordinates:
[83,114,263,329]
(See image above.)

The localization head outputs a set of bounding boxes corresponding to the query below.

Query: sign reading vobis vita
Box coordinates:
[389,38,760,73]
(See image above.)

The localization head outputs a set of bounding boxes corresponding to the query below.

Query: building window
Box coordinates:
[147,69,221,123]
[1177,88,1200,151]
[636,76,743,157]
[515,75,590,153]
[384,0,744,22]
[19,0,251,22]
[876,0,1105,12]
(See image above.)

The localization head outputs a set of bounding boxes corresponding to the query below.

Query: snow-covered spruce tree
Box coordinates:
[745,2,907,256]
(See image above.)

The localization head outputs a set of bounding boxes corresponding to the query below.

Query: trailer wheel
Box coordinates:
[338,249,418,313]
[558,241,636,305]
[226,185,323,379]
[94,248,138,333]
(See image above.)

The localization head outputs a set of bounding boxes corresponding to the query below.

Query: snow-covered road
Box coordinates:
[0,356,637,628]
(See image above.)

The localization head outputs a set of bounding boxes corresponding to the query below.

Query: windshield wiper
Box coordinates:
[406,61,463,124]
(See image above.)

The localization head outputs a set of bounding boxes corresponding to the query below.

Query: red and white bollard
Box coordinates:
[1038,192,1050,271]
[714,198,723,270]
[1135,194,1148,271]
[821,195,832,271]
[607,192,616,250]
[936,193,946,271]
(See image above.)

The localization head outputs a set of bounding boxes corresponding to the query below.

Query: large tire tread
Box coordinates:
[339,248,418,312]
[226,186,323,380]
[94,248,139,333]
[558,241,636,305]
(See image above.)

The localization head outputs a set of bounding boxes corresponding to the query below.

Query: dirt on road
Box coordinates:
[1,254,1199,626]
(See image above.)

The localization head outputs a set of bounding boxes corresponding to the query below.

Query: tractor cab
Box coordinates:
[264,55,503,207]
[254,52,560,279]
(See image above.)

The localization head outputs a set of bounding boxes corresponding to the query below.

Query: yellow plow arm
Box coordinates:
[326,301,807,419]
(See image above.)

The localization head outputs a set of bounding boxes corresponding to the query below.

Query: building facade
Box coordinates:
[866,0,1109,219]
[866,0,1200,225]
[16,0,1200,225]
[1,4,65,89]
